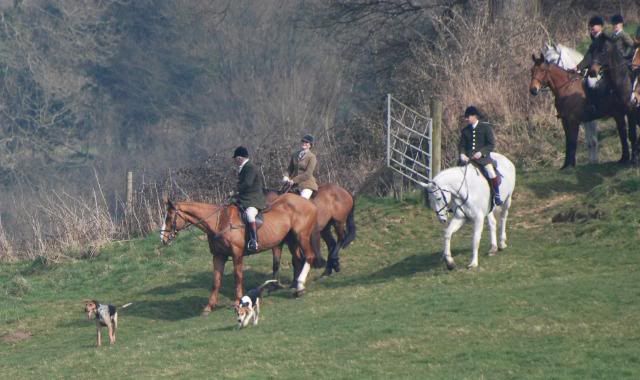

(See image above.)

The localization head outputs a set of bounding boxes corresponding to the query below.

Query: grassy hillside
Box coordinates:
[1,155,639,379]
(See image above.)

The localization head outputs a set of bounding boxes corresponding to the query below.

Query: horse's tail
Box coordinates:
[341,200,357,249]
[311,226,326,269]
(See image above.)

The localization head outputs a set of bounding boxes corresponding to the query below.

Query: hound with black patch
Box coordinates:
[235,280,277,329]
[84,300,132,346]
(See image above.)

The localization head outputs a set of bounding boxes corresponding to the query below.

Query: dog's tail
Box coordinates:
[120,302,133,309]
[257,280,278,297]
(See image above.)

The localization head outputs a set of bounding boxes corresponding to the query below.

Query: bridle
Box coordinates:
[425,165,469,218]
[532,62,578,93]
[160,204,226,243]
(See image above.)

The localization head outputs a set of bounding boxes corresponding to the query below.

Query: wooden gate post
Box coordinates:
[126,171,133,215]
[430,97,442,178]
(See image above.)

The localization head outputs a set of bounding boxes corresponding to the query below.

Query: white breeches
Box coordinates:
[300,189,313,199]
[244,207,258,222]
[484,164,497,179]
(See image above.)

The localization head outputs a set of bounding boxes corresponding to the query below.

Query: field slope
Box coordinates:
[1,162,639,379]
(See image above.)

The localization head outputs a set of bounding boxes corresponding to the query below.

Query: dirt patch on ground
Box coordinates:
[512,193,577,229]
[1,330,32,344]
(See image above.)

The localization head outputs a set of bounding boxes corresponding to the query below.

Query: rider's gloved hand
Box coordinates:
[472,151,482,160]
[282,175,293,185]
[459,153,469,163]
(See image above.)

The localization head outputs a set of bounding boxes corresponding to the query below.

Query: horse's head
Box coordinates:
[542,43,560,65]
[159,197,186,245]
[530,53,549,96]
[420,181,450,224]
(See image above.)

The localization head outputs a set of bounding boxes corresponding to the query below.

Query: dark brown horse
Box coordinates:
[529,53,634,168]
[159,194,324,315]
[589,39,639,163]
[265,183,356,279]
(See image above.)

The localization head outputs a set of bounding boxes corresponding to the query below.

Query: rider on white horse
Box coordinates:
[459,106,502,206]
[419,152,516,270]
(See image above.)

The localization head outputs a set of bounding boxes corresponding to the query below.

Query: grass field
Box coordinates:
[1,144,640,379]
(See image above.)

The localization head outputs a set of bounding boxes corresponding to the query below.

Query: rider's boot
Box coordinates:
[247,222,259,253]
[491,177,503,206]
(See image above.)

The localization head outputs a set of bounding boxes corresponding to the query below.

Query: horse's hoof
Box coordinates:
[294,289,305,298]
[467,263,478,270]
[445,261,456,271]
[201,310,211,317]
[333,261,341,273]
[498,243,508,251]
[488,247,498,256]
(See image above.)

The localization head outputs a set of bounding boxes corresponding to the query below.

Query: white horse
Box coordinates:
[419,152,516,270]
[543,43,599,164]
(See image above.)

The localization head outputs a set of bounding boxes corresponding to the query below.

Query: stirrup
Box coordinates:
[494,196,503,206]
[247,239,259,252]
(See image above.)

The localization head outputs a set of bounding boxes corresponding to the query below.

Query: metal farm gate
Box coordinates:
[385,94,433,184]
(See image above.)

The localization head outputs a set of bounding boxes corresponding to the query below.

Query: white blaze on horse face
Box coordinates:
[631,77,639,104]
[587,74,601,89]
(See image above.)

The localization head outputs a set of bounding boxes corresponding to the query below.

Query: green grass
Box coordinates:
[1,159,640,379]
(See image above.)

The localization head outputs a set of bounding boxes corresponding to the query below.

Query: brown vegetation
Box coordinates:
[0,1,638,260]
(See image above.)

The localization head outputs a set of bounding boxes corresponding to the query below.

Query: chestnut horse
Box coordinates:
[529,53,633,168]
[265,183,356,279]
[159,194,324,315]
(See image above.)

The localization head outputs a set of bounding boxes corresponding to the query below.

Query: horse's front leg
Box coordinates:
[498,197,511,250]
[561,119,579,169]
[443,217,465,270]
[294,232,316,297]
[486,211,498,256]
[204,254,227,315]
[468,216,485,269]
[614,114,630,163]
[232,250,245,304]
[583,121,599,164]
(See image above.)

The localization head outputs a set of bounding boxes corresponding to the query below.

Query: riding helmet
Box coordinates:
[301,134,314,145]
[588,16,604,26]
[610,14,623,25]
[233,146,249,158]
[464,106,480,118]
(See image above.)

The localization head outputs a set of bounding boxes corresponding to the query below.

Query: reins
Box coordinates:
[161,204,228,241]
[426,164,470,218]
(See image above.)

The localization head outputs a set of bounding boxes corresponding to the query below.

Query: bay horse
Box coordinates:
[265,183,356,279]
[543,43,599,163]
[159,194,324,315]
[589,39,639,163]
[418,152,516,270]
[529,53,633,168]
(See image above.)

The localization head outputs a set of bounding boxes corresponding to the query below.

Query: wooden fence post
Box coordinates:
[126,171,133,215]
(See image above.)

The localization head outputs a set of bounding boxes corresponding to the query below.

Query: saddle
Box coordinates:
[278,183,317,199]
[235,204,265,229]
[469,160,502,210]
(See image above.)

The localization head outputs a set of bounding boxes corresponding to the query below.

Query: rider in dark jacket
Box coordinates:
[458,106,502,206]
[233,146,265,252]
